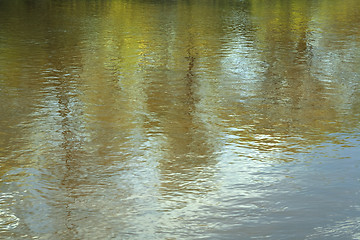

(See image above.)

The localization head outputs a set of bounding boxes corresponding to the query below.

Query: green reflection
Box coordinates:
[0,0,359,238]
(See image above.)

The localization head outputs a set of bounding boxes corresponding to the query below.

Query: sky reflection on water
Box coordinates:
[0,0,360,239]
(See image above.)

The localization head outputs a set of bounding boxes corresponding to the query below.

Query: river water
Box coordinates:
[0,0,359,239]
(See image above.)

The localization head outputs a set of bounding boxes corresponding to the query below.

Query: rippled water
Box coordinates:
[0,0,360,239]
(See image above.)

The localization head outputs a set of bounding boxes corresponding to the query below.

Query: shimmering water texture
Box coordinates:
[1,0,360,239]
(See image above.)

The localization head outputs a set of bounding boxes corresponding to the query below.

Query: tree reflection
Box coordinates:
[214,0,360,160]
[0,0,359,238]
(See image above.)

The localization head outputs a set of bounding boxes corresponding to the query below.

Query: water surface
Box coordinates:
[0,0,360,239]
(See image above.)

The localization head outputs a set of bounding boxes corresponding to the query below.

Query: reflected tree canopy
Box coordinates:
[0,0,359,239]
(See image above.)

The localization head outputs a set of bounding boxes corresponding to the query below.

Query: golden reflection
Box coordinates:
[0,0,359,238]
[209,0,360,159]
